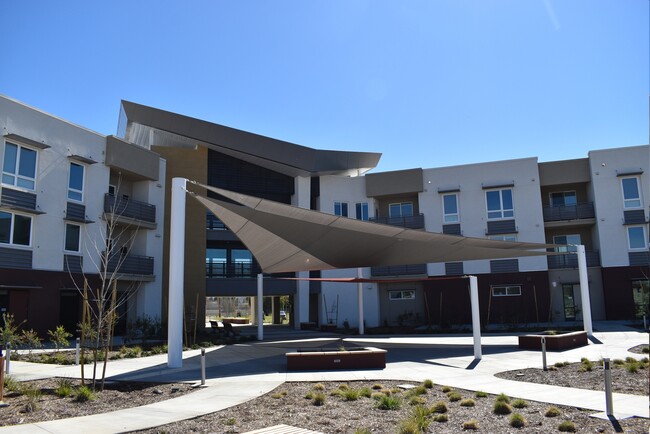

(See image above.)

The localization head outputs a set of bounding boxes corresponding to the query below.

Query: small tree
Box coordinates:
[21,329,43,355]
[0,312,25,350]
[48,325,72,353]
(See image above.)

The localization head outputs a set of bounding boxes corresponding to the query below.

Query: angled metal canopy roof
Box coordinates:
[187,182,555,274]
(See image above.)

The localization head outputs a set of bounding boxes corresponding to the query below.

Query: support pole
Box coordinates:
[469,275,482,360]
[75,338,80,366]
[257,273,264,341]
[541,336,548,371]
[168,177,187,368]
[0,346,5,407]
[357,268,364,335]
[577,245,593,336]
[603,358,613,417]
[200,348,206,386]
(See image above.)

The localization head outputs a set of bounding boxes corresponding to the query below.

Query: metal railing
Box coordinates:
[104,194,156,223]
[547,250,600,269]
[369,213,425,229]
[104,252,154,275]
[206,262,262,278]
[543,202,595,222]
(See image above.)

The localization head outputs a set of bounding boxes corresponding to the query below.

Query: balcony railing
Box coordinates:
[371,263,427,277]
[543,203,595,222]
[369,213,425,229]
[207,213,228,230]
[104,194,156,223]
[547,250,600,269]
[104,252,154,276]
[206,262,262,278]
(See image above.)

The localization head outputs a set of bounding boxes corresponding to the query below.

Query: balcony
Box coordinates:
[103,252,154,278]
[371,263,427,277]
[207,213,228,230]
[369,213,425,229]
[206,262,262,278]
[104,194,156,228]
[547,250,601,269]
[543,203,595,223]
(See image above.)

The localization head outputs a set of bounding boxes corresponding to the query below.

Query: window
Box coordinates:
[231,249,253,277]
[627,226,647,250]
[550,191,577,207]
[553,234,581,252]
[64,223,81,252]
[108,184,116,196]
[621,177,641,209]
[68,162,85,201]
[2,141,37,190]
[442,194,459,223]
[206,248,227,277]
[355,202,369,220]
[389,202,413,218]
[389,290,415,300]
[491,285,521,297]
[0,211,32,246]
[334,201,348,217]
[486,189,514,219]
[490,235,517,242]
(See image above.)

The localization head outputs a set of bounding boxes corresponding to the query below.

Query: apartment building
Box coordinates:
[2,95,647,336]
[0,95,165,336]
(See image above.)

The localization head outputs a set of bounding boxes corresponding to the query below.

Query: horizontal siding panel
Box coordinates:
[623,210,647,225]
[66,202,86,222]
[63,255,83,274]
[0,247,32,269]
[442,224,461,235]
[629,251,650,267]
[445,262,463,276]
[371,263,427,277]
[490,259,519,273]
[486,219,516,235]
[1,188,37,210]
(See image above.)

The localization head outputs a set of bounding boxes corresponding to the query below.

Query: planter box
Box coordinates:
[221,318,249,325]
[286,347,387,371]
[518,331,588,351]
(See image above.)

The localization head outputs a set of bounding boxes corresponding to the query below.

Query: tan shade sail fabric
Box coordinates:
[188,182,556,274]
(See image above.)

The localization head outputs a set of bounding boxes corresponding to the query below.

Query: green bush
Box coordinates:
[433,414,448,423]
[495,393,510,403]
[579,359,593,372]
[626,361,639,373]
[74,385,96,402]
[312,392,326,406]
[338,383,349,390]
[342,389,359,401]
[431,401,448,413]
[447,392,462,402]
[509,413,527,428]
[313,383,325,391]
[558,420,576,432]
[493,400,513,415]
[410,405,433,431]
[0,312,25,348]
[150,344,168,355]
[55,378,73,397]
[475,390,488,398]
[48,325,72,352]
[460,398,475,407]
[3,375,20,392]
[409,396,427,406]
[21,384,41,412]
[512,398,529,408]
[376,394,401,410]
[406,385,427,397]
[544,406,561,417]
[422,379,434,389]
[359,387,372,398]
[21,329,43,354]
[441,385,452,393]
[397,419,420,434]
[462,419,479,430]
[372,383,383,390]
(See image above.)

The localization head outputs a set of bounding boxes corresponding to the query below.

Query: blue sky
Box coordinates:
[1,1,647,172]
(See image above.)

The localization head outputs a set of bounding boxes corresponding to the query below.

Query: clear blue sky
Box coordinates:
[1,1,648,172]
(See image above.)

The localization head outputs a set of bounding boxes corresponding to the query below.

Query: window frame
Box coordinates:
[2,140,38,191]
[549,191,577,207]
[64,223,81,253]
[0,210,33,247]
[67,161,85,202]
[442,193,460,223]
[388,289,416,301]
[621,177,642,209]
[334,201,349,217]
[388,202,414,218]
[485,188,514,220]
[489,234,518,242]
[491,285,522,297]
[355,202,369,220]
[626,225,648,251]
[553,234,581,253]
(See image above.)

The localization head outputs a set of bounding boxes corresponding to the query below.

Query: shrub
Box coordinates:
[409,396,427,406]
[433,414,448,423]
[21,384,41,412]
[338,383,349,390]
[120,346,142,359]
[544,406,561,417]
[21,329,43,354]
[579,359,593,372]
[406,385,427,397]
[0,312,25,348]
[312,392,326,406]
[55,378,73,397]
[613,358,626,366]
[271,393,284,399]
[495,393,510,403]
[411,405,433,430]
[626,361,639,373]
[462,419,479,430]
[447,392,462,402]
[329,389,342,397]
[441,385,452,393]
[342,389,360,401]
[509,413,527,428]
[460,398,475,407]
[372,383,383,390]
[354,429,371,434]
[475,390,488,398]
[360,387,372,398]
[376,394,401,410]
[558,420,577,432]
[3,375,20,392]
[371,392,385,400]
[225,417,236,426]
[625,356,636,363]
[512,398,528,409]
[397,419,420,434]
[423,379,434,389]
[313,383,325,391]
[431,401,448,413]
[304,392,314,399]
[48,325,72,352]
[493,400,513,415]
[74,385,96,402]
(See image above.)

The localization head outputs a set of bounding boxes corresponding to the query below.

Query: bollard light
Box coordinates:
[541,336,547,371]
[75,337,80,366]
[603,358,613,417]
[0,344,6,407]
[5,343,9,374]
[200,348,206,386]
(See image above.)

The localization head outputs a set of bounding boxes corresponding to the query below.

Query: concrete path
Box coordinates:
[1,323,648,433]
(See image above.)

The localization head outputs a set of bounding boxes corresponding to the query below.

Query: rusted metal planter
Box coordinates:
[518,330,588,351]
[286,347,387,371]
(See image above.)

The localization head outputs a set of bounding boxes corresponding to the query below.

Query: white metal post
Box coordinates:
[357,268,365,335]
[577,245,593,336]
[257,273,264,341]
[469,275,482,360]
[168,177,186,368]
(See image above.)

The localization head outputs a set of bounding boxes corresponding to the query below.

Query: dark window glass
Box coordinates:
[0,211,10,243]
[65,224,80,251]
[68,163,84,201]
[12,214,31,246]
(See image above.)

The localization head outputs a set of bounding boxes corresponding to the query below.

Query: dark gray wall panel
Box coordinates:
[1,188,36,210]
[442,224,461,235]
[63,255,83,274]
[445,262,464,275]
[624,210,647,225]
[0,247,32,269]
[490,259,519,273]
[629,251,650,266]
[486,219,516,235]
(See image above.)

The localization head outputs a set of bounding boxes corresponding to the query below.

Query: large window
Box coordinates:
[68,162,85,201]
[442,193,459,223]
[2,141,37,190]
[206,248,255,278]
[627,226,647,250]
[231,249,253,277]
[490,235,517,242]
[334,201,348,217]
[0,211,32,246]
[64,223,81,252]
[621,177,642,209]
[553,234,581,252]
[491,285,521,297]
[355,202,369,220]
[486,189,513,219]
[206,248,227,277]
[550,191,577,207]
[389,290,415,300]
[389,202,413,218]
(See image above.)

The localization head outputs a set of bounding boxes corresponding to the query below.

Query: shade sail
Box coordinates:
[188,182,556,274]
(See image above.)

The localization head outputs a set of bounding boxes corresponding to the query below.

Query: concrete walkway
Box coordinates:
[1,323,648,433]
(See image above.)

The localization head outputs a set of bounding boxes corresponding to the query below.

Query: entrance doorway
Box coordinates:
[562,284,579,321]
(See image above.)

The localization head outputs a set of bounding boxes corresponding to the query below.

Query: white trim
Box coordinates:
[63,222,81,253]
[1,140,39,192]
[0,209,33,247]
[626,225,648,250]
[620,177,642,209]
[485,188,514,220]
[491,285,521,297]
[442,193,460,223]
[67,161,85,202]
